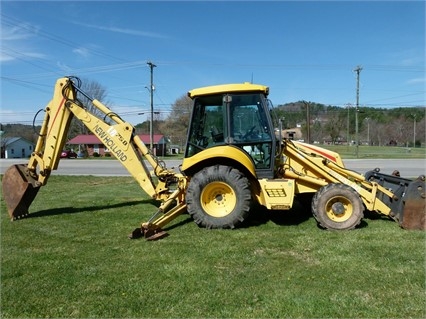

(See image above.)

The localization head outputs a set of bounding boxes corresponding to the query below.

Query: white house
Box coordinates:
[1,137,35,158]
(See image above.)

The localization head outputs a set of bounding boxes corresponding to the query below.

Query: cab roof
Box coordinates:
[188,82,269,98]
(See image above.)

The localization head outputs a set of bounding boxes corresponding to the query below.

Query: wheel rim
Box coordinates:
[201,181,237,217]
[325,195,353,222]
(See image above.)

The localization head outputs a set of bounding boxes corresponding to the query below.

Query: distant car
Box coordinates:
[60,150,78,158]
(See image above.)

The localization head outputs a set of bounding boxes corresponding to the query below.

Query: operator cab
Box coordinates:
[186,83,278,178]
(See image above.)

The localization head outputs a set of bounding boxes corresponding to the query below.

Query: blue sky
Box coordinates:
[1,0,424,126]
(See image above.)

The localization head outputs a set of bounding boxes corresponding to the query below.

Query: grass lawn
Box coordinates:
[1,175,425,318]
[320,145,425,159]
[93,145,426,161]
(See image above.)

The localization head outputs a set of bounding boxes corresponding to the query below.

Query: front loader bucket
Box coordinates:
[400,177,426,230]
[365,171,425,230]
[2,164,41,220]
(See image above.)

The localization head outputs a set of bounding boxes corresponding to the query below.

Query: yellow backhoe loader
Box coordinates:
[2,77,425,240]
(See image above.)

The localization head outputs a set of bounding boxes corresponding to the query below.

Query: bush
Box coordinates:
[408,140,422,148]
[93,152,100,157]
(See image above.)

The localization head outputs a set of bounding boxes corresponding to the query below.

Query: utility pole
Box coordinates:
[354,65,362,158]
[346,103,351,150]
[366,117,370,146]
[302,101,311,143]
[306,101,311,144]
[413,114,417,148]
[147,61,156,152]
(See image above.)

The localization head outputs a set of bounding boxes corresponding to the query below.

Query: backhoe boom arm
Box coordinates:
[2,77,187,232]
[31,77,173,196]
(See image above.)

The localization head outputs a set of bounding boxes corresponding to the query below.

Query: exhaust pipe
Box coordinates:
[2,164,41,220]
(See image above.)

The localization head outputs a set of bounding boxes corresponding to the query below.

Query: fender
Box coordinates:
[181,145,257,178]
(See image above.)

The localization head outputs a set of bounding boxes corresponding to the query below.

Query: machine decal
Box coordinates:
[94,124,128,162]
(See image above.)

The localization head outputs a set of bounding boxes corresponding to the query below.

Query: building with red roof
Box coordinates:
[67,134,170,157]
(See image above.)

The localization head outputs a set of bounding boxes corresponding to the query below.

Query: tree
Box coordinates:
[159,94,192,151]
[324,112,346,144]
[0,123,41,144]
[310,119,324,143]
[415,116,426,147]
[66,78,110,157]
[69,78,110,137]
[275,102,304,128]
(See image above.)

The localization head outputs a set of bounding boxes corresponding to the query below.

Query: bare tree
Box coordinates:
[325,114,346,144]
[159,94,192,151]
[366,119,383,146]
[415,117,426,147]
[66,78,110,156]
[69,78,109,135]
[310,120,324,143]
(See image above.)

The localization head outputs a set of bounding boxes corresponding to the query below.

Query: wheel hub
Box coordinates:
[331,202,345,215]
[215,194,224,202]
[201,181,236,217]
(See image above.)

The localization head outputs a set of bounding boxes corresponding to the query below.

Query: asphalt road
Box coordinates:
[1,158,425,178]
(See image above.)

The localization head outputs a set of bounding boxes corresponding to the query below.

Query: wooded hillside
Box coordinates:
[1,103,424,148]
[274,102,425,146]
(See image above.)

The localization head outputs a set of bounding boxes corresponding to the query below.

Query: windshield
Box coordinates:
[227,94,270,142]
[186,92,274,169]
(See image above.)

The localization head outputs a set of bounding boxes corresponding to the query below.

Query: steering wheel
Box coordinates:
[243,126,256,139]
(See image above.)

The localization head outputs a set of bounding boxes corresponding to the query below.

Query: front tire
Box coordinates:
[186,165,252,229]
[312,183,364,230]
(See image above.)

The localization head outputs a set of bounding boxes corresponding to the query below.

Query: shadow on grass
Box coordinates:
[243,195,314,228]
[242,195,396,230]
[363,210,397,226]
[25,196,398,232]
[163,215,193,231]
[26,199,155,219]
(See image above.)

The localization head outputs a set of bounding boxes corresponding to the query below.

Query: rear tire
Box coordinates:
[186,165,252,229]
[312,183,363,230]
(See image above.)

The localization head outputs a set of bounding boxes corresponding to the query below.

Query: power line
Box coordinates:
[1,13,126,63]
[144,60,424,72]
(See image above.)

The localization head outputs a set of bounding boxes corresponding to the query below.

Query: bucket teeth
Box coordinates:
[2,164,40,219]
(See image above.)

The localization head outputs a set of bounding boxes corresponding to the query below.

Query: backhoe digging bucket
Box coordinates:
[365,170,425,230]
[2,164,41,220]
